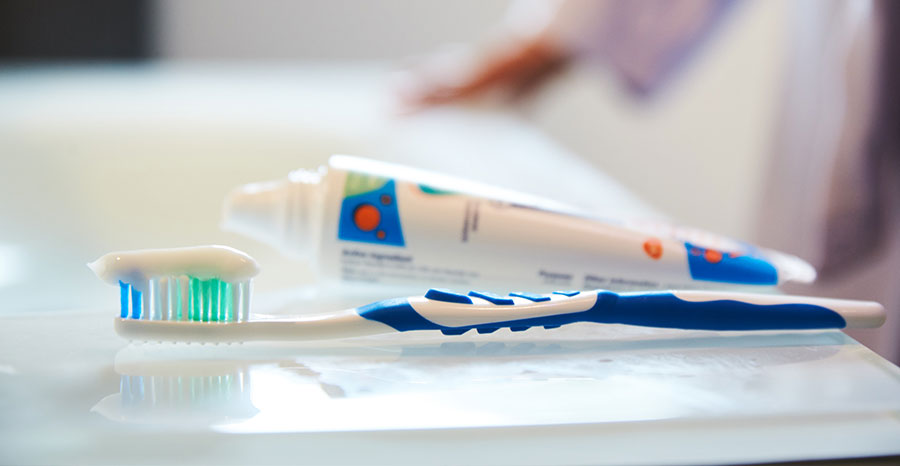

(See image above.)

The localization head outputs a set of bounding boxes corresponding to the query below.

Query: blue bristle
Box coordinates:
[119,281,129,318]
[131,287,142,319]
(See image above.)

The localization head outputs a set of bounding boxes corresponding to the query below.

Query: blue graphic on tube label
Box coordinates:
[684,242,778,285]
[338,176,405,247]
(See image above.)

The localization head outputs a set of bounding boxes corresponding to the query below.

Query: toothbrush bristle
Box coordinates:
[119,281,129,318]
[131,286,142,320]
[118,276,250,323]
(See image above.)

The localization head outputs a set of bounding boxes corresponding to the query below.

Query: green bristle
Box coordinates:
[190,277,201,321]
[217,280,225,322]
[219,281,226,322]
[202,279,212,322]
[175,279,183,321]
[183,276,235,323]
[209,279,219,322]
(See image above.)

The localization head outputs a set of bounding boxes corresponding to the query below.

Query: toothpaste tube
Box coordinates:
[222,155,815,292]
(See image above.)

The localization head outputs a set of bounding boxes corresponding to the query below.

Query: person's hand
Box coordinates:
[395,34,571,111]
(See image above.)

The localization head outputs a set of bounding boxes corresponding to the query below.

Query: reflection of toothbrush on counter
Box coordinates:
[89,246,884,343]
[92,357,259,425]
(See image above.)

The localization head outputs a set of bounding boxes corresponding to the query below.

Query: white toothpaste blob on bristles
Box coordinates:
[88,245,260,292]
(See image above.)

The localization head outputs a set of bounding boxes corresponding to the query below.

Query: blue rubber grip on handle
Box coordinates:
[357,291,849,334]
[603,292,847,330]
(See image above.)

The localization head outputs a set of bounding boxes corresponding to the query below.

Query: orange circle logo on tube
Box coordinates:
[643,238,663,260]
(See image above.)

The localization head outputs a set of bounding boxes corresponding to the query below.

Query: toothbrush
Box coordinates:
[89,246,885,343]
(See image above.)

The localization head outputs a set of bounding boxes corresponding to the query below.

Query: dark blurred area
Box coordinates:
[0,0,151,61]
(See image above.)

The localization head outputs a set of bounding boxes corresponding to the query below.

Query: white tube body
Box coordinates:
[224,155,808,293]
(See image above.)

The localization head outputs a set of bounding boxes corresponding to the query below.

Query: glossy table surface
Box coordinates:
[1,65,899,465]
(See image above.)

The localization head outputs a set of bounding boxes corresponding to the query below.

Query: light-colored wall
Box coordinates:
[155,0,510,60]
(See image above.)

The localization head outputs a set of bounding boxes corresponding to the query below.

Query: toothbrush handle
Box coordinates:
[358,289,884,335]
[602,290,884,331]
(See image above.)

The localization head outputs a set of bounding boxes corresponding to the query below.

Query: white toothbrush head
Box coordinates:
[89,245,259,323]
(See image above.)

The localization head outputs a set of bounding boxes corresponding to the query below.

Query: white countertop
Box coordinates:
[1,64,899,465]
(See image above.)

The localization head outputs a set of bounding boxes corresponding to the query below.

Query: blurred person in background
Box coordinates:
[399,0,900,362]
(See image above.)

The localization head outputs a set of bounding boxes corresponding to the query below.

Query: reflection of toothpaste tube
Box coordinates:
[222,155,814,292]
